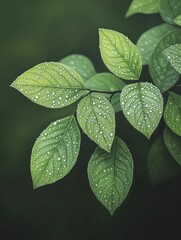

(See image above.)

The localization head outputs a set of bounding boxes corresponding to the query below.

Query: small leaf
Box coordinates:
[147,136,180,185]
[11,62,86,109]
[60,54,96,81]
[88,137,133,215]
[77,93,115,152]
[99,29,142,80]
[111,93,122,113]
[163,44,181,74]
[120,83,163,139]
[126,0,159,17]
[163,127,181,166]
[31,116,81,189]
[164,92,181,136]
[137,23,174,65]
[149,29,181,92]
[174,15,181,26]
[160,0,181,25]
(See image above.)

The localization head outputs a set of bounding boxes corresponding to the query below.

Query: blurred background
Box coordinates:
[1,0,181,239]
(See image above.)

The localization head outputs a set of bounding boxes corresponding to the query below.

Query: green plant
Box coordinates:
[11,0,181,215]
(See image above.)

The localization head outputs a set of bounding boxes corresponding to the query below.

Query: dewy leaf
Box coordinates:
[77,93,115,152]
[88,136,133,215]
[174,15,181,26]
[11,62,86,109]
[126,0,160,17]
[60,54,96,81]
[99,29,142,80]
[120,83,163,139]
[164,92,181,136]
[160,0,181,25]
[163,44,181,74]
[31,116,81,189]
[149,29,181,93]
[147,136,180,185]
[137,23,174,65]
[163,127,181,166]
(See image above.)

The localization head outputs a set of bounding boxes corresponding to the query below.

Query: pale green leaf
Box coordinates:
[60,54,96,81]
[111,93,122,113]
[174,15,181,26]
[147,136,180,185]
[137,23,174,65]
[120,83,163,139]
[31,116,81,189]
[163,44,181,74]
[163,127,181,166]
[99,29,142,80]
[164,92,181,136]
[160,0,181,24]
[149,29,181,92]
[77,93,115,152]
[126,0,160,17]
[88,136,133,215]
[11,62,86,109]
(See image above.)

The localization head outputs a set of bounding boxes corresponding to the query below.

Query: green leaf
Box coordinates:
[160,0,181,24]
[126,0,160,17]
[149,29,181,93]
[164,92,181,136]
[163,127,181,166]
[77,93,115,152]
[111,93,122,113]
[137,23,174,65]
[60,54,96,81]
[99,29,142,80]
[163,44,181,74]
[11,62,86,109]
[88,136,133,215]
[31,116,81,189]
[174,15,181,26]
[147,136,180,185]
[120,83,163,139]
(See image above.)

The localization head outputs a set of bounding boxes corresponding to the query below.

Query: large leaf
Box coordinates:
[11,62,86,109]
[88,137,133,215]
[163,44,181,74]
[60,54,96,81]
[174,15,181,27]
[120,83,163,139]
[137,24,174,65]
[164,92,181,136]
[147,136,180,185]
[160,0,181,24]
[149,29,181,92]
[31,116,81,189]
[99,29,142,80]
[126,0,160,17]
[163,127,181,166]
[77,93,115,152]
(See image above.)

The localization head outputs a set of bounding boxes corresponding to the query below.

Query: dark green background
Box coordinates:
[1,0,181,239]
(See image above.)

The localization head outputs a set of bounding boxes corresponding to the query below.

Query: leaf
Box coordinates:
[163,44,181,74]
[11,62,86,109]
[88,136,133,215]
[120,82,163,139]
[163,127,181,166]
[126,0,160,17]
[137,23,174,65]
[164,92,181,136]
[99,29,142,80]
[111,93,122,113]
[60,54,96,81]
[149,29,181,93]
[174,15,181,26]
[31,116,81,189]
[160,0,181,24]
[147,136,180,185]
[77,93,115,152]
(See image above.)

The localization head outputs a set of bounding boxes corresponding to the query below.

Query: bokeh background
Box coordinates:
[1,0,181,239]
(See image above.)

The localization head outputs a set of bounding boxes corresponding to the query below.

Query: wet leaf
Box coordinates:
[120,83,163,139]
[174,15,181,26]
[99,29,142,80]
[31,116,81,189]
[88,137,133,215]
[160,0,181,24]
